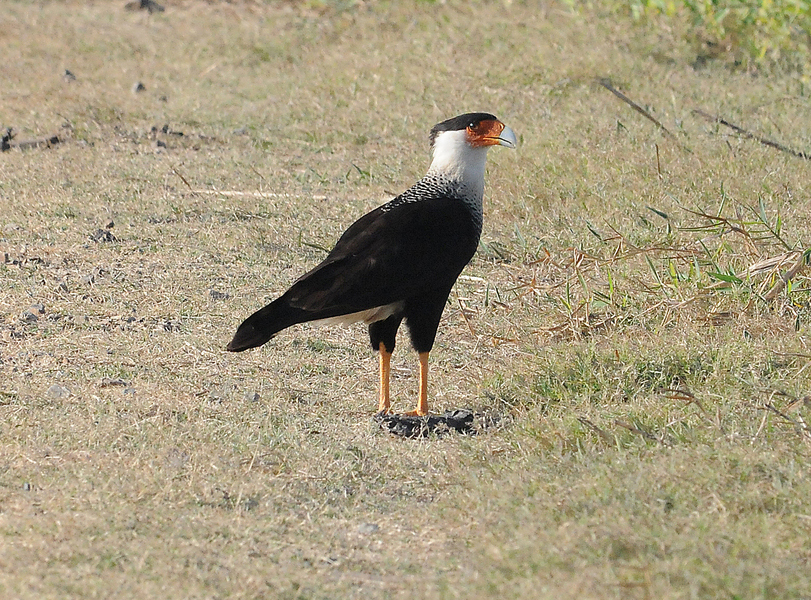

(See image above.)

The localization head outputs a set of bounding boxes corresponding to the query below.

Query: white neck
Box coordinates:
[426,129,489,201]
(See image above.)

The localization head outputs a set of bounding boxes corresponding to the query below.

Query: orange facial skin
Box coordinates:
[467,119,507,147]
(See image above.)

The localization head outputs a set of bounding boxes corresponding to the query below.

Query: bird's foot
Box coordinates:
[400,409,429,417]
[375,409,427,417]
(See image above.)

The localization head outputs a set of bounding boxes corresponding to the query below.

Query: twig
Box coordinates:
[170,164,198,197]
[679,207,752,239]
[747,252,800,278]
[614,419,671,446]
[249,165,267,182]
[655,143,662,178]
[597,78,690,153]
[577,417,614,445]
[763,250,808,301]
[456,295,478,338]
[761,403,811,439]
[693,108,811,160]
[664,388,726,434]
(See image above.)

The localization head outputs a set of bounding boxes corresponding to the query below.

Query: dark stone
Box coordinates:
[376,409,475,438]
[124,0,165,13]
[1,128,12,151]
[90,228,117,243]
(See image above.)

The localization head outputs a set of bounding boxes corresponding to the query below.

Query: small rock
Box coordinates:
[105,220,115,229]
[209,289,230,300]
[232,127,249,136]
[243,391,260,403]
[46,384,71,400]
[90,228,117,243]
[209,381,239,404]
[125,0,165,13]
[160,124,183,136]
[63,69,76,82]
[123,388,136,395]
[132,81,146,94]
[1,129,12,152]
[357,523,379,535]
[377,409,475,438]
[154,139,166,149]
[30,303,45,314]
[56,281,69,292]
[22,482,31,492]
[162,319,181,332]
[100,377,129,388]
[22,311,38,323]
[165,447,190,469]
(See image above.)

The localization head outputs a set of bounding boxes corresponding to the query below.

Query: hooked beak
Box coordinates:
[497,125,517,149]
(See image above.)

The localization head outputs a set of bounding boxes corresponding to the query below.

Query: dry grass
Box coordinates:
[2,1,811,598]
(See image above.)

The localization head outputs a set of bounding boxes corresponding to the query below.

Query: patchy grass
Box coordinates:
[2,0,811,598]
[627,0,811,69]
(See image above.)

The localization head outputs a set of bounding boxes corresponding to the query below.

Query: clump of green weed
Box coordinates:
[628,0,811,68]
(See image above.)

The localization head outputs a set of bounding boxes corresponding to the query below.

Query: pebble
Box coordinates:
[357,523,379,535]
[46,384,71,400]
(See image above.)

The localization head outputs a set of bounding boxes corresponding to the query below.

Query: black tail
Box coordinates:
[227,298,303,352]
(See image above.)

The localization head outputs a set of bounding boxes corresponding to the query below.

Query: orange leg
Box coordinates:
[377,342,392,414]
[403,352,430,416]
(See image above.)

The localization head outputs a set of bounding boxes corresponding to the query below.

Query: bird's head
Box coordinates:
[430,113,517,151]
[427,113,516,186]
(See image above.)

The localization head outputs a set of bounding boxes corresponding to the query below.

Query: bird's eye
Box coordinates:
[468,122,477,129]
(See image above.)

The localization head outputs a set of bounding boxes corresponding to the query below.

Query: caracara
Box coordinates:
[227,113,516,416]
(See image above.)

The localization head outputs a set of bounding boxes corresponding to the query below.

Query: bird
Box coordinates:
[227,112,517,416]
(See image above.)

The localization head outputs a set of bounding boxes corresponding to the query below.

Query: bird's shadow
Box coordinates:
[375,409,476,438]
